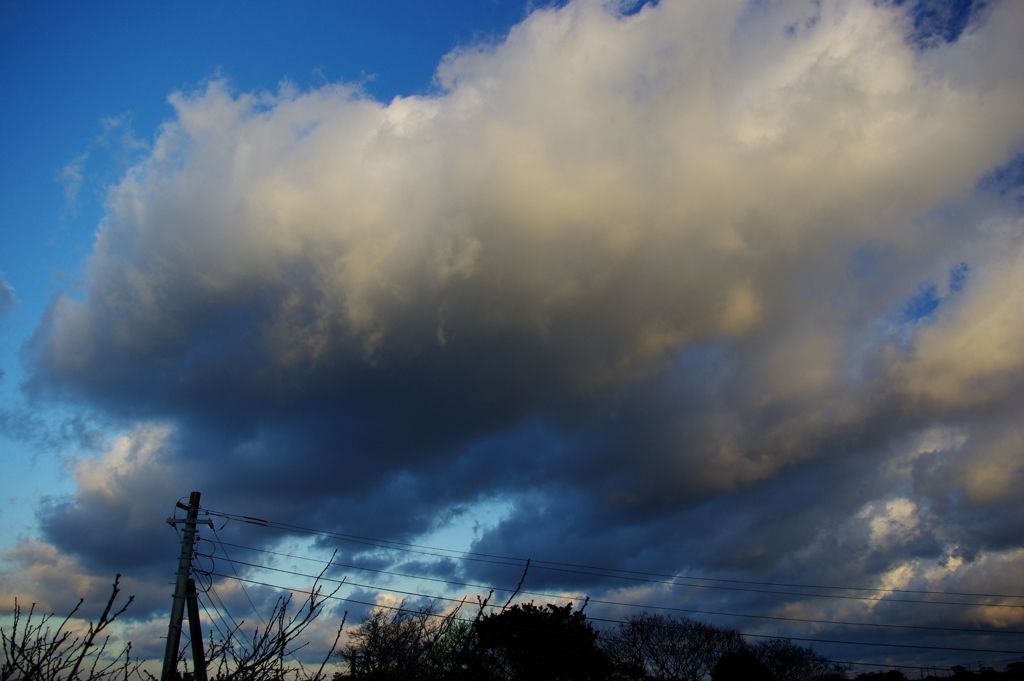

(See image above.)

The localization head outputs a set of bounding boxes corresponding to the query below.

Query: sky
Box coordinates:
[1,0,1023,672]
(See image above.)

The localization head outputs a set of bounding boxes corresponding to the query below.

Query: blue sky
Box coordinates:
[2,0,1024,671]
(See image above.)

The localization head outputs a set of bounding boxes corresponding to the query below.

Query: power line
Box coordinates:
[202,508,1024,599]
[204,555,470,606]
[188,585,973,678]
[193,569,974,675]
[205,576,247,636]
[208,571,465,621]
[210,539,1024,637]
[194,574,315,675]
[798,659,954,673]
[597,634,959,673]
[201,507,1024,608]
[207,571,1024,657]
[195,588,234,645]
[587,614,1024,656]
[207,526,268,627]
[197,504,1024,670]
[532,564,1014,607]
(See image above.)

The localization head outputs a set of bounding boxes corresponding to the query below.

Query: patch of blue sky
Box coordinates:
[901,282,942,323]
[378,420,561,570]
[948,261,969,293]
[840,260,973,375]
[415,496,516,557]
[978,151,1024,202]
[618,0,659,17]
[0,405,96,548]
[222,491,517,609]
[888,0,983,49]
[900,260,971,325]
[0,276,14,317]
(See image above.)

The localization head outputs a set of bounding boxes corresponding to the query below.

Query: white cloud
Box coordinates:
[37,2,1023,407]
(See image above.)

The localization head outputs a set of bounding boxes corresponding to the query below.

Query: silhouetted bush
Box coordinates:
[339,602,468,681]
[473,602,609,681]
[0,575,142,681]
[604,613,744,681]
[711,647,772,681]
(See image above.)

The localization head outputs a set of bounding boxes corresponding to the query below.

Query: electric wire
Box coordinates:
[193,556,1020,674]
[201,507,1024,607]
[194,568,235,640]
[216,555,470,606]
[194,587,252,679]
[207,571,1024,657]
[208,526,268,627]
[595,634,958,673]
[206,577,246,635]
[196,504,1024,672]
[195,588,233,645]
[208,542,1024,637]
[192,550,311,671]
[201,508,1024,600]
[191,550,246,635]
[799,659,953,673]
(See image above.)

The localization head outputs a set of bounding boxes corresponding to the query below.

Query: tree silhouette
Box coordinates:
[752,638,838,681]
[0,575,142,681]
[472,602,609,681]
[710,648,772,681]
[340,602,468,681]
[605,613,744,681]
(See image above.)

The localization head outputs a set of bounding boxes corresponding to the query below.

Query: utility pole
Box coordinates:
[186,578,208,681]
[162,491,202,681]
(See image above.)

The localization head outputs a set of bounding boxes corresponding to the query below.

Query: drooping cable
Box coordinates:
[210,539,1024,637]
[209,545,1024,638]
[209,526,268,627]
[200,507,1024,607]
[208,571,1024,657]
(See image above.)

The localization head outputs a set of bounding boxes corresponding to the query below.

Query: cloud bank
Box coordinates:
[9,0,1024,656]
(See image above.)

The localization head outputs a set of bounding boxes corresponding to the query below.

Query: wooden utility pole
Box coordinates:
[162,491,202,681]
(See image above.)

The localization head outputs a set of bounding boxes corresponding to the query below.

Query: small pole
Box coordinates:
[161,491,202,681]
[186,578,208,681]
